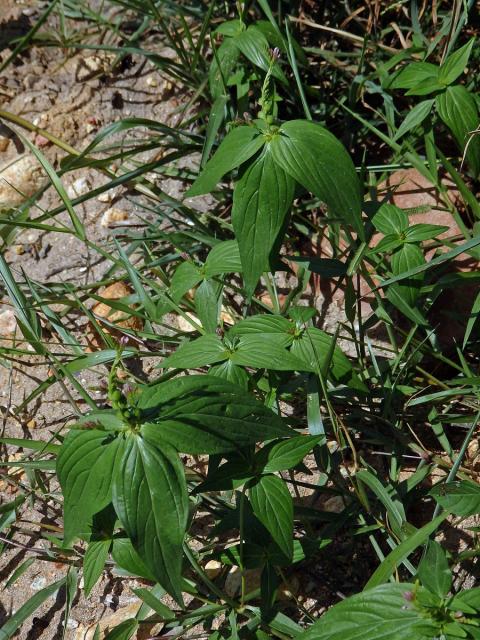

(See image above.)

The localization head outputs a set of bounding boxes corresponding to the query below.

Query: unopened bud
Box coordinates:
[119,335,129,347]
[270,47,281,61]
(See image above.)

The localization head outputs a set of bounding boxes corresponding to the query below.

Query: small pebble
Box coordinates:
[100,207,130,228]
[31,575,47,590]
[0,309,17,336]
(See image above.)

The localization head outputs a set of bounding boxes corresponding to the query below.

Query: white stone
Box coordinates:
[0,155,46,209]
[0,309,17,336]
[67,177,91,199]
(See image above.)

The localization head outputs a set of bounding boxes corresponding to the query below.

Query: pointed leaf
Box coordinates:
[436,85,480,177]
[140,375,293,454]
[249,474,293,560]
[372,204,408,235]
[232,147,295,295]
[170,262,202,302]
[236,26,286,84]
[391,62,439,90]
[83,540,110,597]
[439,38,475,86]
[231,334,307,370]
[204,240,242,276]
[111,538,156,581]
[417,540,451,598]
[104,619,138,640]
[430,480,480,516]
[160,335,227,369]
[57,430,124,545]
[186,126,265,197]
[195,279,222,333]
[257,435,324,473]
[391,242,425,307]
[209,38,240,99]
[394,99,435,141]
[270,120,364,238]
[112,437,188,603]
[301,583,435,640]
[290,327,366,391]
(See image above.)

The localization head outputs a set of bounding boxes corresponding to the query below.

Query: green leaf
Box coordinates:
[430,480,480,516]
[232,146,295,295]
[404,224,449,243]
[261,562,279,615]
[111,538,156,581]
[186,125,265,197]
[20,133,85,240]
[209,360,249,389]
[356,469,406,537]
[0,577,66,640]
[391,62,439,91]
[83,540,110,597]
[228,314,292,338]
[201,95,228,168]
[140,375,292,454]
[256,436,324,473]
[449,588,480,615]
[104,619,138,640]
[236,26,286,84]
[195,279,222,333]
[301,583,436,640]
[372,204,408,235]
[270,120,364,238]
[439,38,475,86]
[391,243,425,307]
[132,587,175,620]
[365,514,448,589]
[160,334,227,369]
[379,233,480,288]
[57,430,124,545]
[463,289,480,349]
[204,240,242,276]
[290,327,366,391]
[249,474,294,560]
[113,436,188,604]
[436,85,480,177]
[417,540,451,598]
[394,99,435,141]
[170,261,202,302]
[230,334,307,371]
[209,38,240,99]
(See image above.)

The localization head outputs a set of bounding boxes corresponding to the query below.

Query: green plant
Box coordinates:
[1,2,480,639]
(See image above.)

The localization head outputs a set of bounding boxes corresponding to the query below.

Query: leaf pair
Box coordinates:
[57,376,293,602]
[187,120,363,296]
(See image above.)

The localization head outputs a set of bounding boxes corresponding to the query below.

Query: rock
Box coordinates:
[0,155,46,209]
[0,136,10,152]
[34,134,50,148]
[225,567,261,598]
[86,282,143,350]
[323,495,346,513]
[31,575,47,590]
[97,187,120,203]
[67,177,91,199]
[100,207,130,227]
[0,309,17,336]
[204,560,222,579]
